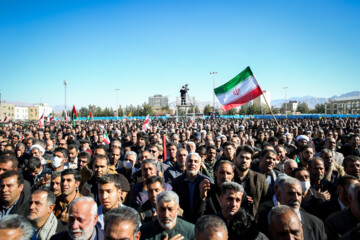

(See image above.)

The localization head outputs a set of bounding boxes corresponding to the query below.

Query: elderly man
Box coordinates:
[319,148,346,183]
[268,205,303,240]
[104,207,141,240]
[117,151,139,185]
[276,177,326,240]
[284,159,298,176]
[325,182,360,240]
[195,215,228,240]
[172,152,213,223]
[51,196,103,240]
[140,191,195,240]
[217,182,244,223]
[323,137,344,165]
[28,189,66,239]
[96,174,124,230]
[29,144,47,165]
[0,214,34,240]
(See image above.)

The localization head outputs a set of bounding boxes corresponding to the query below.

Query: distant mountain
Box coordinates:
[1,100,32,107]
[271,91,360,109]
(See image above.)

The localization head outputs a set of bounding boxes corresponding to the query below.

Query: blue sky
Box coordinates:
[0,0,359,109]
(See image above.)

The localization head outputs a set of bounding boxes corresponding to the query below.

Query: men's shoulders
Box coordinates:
[50,230,71,240]
[249,169,267,181]
[175,218,195,235]
[56,218,68,234]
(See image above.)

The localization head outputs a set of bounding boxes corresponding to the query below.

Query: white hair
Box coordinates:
[70,196,97,216]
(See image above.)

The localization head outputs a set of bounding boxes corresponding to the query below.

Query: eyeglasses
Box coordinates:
[149,150,157,153]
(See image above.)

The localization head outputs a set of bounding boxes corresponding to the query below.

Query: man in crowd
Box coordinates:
[28,189,66,239]
[326,182,360,240]
[343,155,360,179]
[67,144,79,169]
[0,170,29,219]
[104,207,141,240]
[50,171,62,197]
[164,148,188,184]
[268,205,304,240]
[195,215,228,240]
[217,182,244,223]
[233,145,269,216]
[51,196,103,240]
[140,191,195,239]
[0,214,34,240]
[96,174,123,229]
[54,169,82,222]
[172,152,213,223]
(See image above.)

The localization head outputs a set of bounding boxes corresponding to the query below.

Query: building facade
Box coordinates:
[287,100,299,112]
[326,97,360,114]
[149,94,169,108]
[14,106,29,120]
[0,103,15,121]
[28,103,53,120]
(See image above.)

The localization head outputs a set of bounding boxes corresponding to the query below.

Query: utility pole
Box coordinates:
[210,72,218,119]
[283,87,288,118]
[115,88,120,120]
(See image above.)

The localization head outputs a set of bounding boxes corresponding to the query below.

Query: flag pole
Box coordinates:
[252,74,280,126]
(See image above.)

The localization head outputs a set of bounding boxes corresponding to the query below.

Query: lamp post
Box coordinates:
[283,87,288,118]
[210,72,218,118]
[115,88,120,120]
[64,80,67,116]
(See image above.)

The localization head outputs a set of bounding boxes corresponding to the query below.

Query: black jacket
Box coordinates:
[171,173,213,223]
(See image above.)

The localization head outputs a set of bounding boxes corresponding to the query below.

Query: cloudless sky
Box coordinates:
[0,0,359,109]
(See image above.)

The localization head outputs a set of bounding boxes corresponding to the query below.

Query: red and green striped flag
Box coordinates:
[72,105,78,126]
[214,67,263,111]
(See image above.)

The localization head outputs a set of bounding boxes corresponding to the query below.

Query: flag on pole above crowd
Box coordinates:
[38,111,45,128]
[72,105,78,126]
[123,115,127,122]
[214,66,263,111]
[86,112,94,121]
[104,132,111,144]
[143,114,151,131]
[65,111,68,122]
[3,113,7,122]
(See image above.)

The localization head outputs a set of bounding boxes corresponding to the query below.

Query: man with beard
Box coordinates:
[50,171,62,197]
[340,134,360,157]
[320,149,346,184]
[50,197,103,240]
[216,182,244,223]
[28,190,66,239]
[67,144,78,169]
[297,145,313,169]
[53,169,82,223]
[233,145,269,217]
[343,155,360,179]
[200,145,217,179]
[132,132,148,155]
[276,177,326,240]
[309,157,337,201]
[164,143,177,167]
[171,152,213,223]
[140,191,195,240]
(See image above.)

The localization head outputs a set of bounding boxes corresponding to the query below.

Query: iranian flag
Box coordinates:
[3,113,7,122]
[143,114,151,131]
[65,111,68,122]
[47,113,54,123]
[38,112,45,128]
[123,115,127,122]
[214,67,263,111]
[87,112,93,121]
[104,132,111,144]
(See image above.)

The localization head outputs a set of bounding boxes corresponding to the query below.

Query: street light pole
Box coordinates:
[64,80,67,116]
[283,87,288,118]
[210,72,217,118]
[115,88,120,120]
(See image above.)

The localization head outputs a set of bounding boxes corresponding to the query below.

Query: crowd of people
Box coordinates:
[0,116,359,240]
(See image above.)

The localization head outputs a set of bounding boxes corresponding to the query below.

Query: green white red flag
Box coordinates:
[104,132,111,144]
[87,112,94,121]
[47,113,54,123]
[2,113,8,122]
[214,66,263,111]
